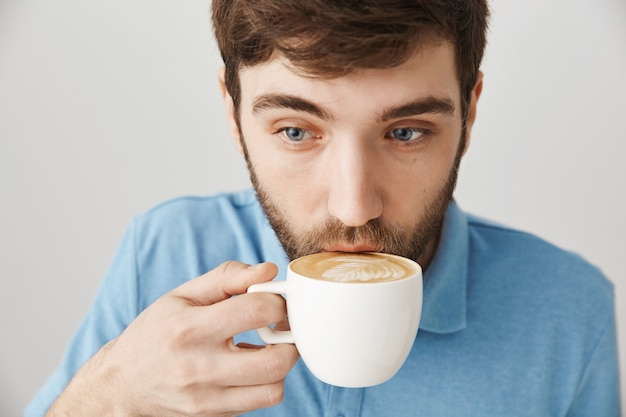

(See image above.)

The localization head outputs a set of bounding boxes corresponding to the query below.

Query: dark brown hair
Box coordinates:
[212,0,489,119]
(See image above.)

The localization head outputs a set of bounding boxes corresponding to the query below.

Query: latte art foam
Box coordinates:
[320,257,408,282]
[291,252,416,283]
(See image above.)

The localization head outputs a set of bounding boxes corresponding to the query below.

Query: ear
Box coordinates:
[461,70,483,156]
[218,67,243,154]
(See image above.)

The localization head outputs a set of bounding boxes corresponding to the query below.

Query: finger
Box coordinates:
[201,291,288,340]
[171,261,278,306]
[193,380,289,416]
[219,343,300,387]
[223,381,289,414]
[273,317,291,331]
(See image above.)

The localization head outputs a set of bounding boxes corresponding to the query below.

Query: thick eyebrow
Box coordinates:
[251,93,455,123]
[252,94,334,121]
[379,96,456,122]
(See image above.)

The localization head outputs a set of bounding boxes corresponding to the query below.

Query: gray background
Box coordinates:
[1,0,625,415]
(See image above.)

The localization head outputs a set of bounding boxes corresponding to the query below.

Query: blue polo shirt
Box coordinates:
[26,189,620,416]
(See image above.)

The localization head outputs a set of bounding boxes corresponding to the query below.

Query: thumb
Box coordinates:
[169,261,278,306]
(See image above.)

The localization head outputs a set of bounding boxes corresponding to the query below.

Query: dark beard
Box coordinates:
[241,132,464,264]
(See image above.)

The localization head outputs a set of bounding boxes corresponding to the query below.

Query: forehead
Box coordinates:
[237,41,460,112]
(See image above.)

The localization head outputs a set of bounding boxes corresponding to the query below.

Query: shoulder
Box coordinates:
[126,189,278,286]
[139,188,259,226]
[131,189,264,242]
[459,212,619,411]
[465,213,614,314]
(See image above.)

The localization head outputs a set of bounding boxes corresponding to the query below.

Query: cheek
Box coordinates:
[241,128,325,219]
[383,137,460,215]
[387,144,455,189]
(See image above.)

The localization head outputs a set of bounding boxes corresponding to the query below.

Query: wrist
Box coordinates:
[46,339,136,417]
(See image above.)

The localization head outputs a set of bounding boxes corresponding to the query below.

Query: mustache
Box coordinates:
[293,217,408,255]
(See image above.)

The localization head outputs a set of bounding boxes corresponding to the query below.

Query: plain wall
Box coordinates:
[1,0,624,414]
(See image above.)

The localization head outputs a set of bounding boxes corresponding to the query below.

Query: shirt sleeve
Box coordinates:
[24,220,141,417]
[566,310,621,417]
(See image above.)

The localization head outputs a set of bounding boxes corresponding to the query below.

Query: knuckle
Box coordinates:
[170,360,198,388]
[264,352,290,380]
[215,260,242,276]
[263,382,285,407]
[170,369,223,415]
[163,316,197,350]
[244,295,274,326]
[181,397,208,417]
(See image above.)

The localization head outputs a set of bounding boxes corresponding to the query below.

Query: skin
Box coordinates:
[223,41,482,267]
[46,40,482,416]
[47,262,298,417]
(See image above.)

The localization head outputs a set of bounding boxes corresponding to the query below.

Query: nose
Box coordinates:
[326,139,383,227]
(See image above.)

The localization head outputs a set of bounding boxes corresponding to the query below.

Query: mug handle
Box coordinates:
[247,281,295,344]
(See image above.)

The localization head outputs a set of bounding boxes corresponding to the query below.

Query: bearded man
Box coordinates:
[27,1,619,416]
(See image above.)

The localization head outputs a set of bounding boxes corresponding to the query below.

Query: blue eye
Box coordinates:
[390,127,424,142]
[279,127,314,142]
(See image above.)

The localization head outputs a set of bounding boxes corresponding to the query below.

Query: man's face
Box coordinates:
[221,41,481,267]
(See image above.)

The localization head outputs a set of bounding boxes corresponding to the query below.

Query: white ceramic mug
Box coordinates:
[247,252,423,387]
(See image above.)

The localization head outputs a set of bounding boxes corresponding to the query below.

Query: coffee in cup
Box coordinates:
[290,251,415,283]
[247,252,422,387]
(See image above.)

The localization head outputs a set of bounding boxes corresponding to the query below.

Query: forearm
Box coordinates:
[45,339,134,417]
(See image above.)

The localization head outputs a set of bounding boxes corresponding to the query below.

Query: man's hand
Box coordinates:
[46,261,300,417]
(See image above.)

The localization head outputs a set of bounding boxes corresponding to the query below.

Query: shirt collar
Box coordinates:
[418,200,468,334]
